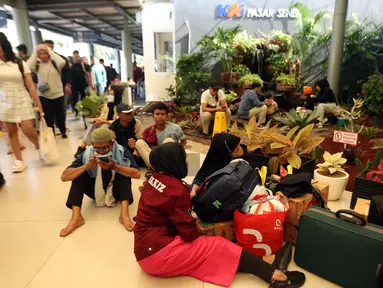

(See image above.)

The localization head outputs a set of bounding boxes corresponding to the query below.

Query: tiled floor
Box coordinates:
[0,116,348,288]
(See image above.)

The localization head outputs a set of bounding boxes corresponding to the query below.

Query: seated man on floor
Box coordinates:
[135,102,187,168]
[109,103,144,155]
[237,82,268,125]
[200,82,231,137]
[60,128,141,237]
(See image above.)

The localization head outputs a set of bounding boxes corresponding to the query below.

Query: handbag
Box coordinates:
[39,118,60,164]
[234,194,288,256]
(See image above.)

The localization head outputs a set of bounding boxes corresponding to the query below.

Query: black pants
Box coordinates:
[66,172,134,209]
[237,249,275,283]
[40,96,66,135]
[71,85,86,110]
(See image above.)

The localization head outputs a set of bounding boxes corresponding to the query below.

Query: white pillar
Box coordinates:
[11,0,33,53]
[327,0,349,102]
[122,18,133,81]
[89,43,94,57]
[114,48,120,74]
[31,28,43,47]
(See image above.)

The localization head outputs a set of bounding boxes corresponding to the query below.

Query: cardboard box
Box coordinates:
[277,192,313,226]
[312,180,329,205]
[354,199,371,220]
[196,220,235,241]
[284,221,298,244]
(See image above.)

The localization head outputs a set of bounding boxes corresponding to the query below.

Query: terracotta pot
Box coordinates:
[220,72,238,84]
[276,85,296,93]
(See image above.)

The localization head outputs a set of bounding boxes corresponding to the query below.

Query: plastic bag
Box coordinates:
[39,118,60,164]
[235,195,288,256]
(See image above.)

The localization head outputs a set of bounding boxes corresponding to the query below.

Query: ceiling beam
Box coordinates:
[28,2,114,11]
[82,9,143,44]
[107,0,140,27]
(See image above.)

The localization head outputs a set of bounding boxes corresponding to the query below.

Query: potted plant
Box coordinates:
[276,73,296,92]
[238,74,264,89]
[233,64,251,79]
[198,26,241,85]
[273,108,320,131]
[351,151,383,208]
[313,152,349,201]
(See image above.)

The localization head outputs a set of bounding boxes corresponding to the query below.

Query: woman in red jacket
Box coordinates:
[134,142,306,287]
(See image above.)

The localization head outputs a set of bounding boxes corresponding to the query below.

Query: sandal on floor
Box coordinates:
[272,242,293,271]
[269,271,306,288]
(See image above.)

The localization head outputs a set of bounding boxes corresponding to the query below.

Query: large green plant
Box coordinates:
[168,52,211,107]
[273,109,320,130]
[363,74,383,117]
[238,74,264,87]
[276,73,297,86]
[198,26,241,72]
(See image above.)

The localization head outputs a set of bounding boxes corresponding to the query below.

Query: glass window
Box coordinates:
[153,32,174,73]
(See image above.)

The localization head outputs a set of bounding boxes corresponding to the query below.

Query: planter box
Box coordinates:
[351,172,383,209]
[276,85,296,93]
[242,151,316,176]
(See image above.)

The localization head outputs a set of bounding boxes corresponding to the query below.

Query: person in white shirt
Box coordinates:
[28,44,67,138]
[200,82,231,137]
[0,33,43,173]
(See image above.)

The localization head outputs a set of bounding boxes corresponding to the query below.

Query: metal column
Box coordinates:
[11,0,33,52]
[121,18,133,81]
[31,28,43,47]
[327,0,349,102]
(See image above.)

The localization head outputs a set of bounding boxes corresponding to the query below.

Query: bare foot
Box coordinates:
[60,216,85,237]
[119,216,135,232]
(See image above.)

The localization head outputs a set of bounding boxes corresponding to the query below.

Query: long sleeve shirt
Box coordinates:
[134,173,201,261]
[92,64,107,86]
[27,48,66,99]
[237,89,265,117]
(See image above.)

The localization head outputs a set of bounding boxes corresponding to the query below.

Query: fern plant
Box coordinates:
[238,74,264,87]
[276,73,297,86]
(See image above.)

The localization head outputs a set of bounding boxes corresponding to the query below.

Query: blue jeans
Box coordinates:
[96,84,104,96]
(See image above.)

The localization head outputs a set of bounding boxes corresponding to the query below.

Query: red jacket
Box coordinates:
[134,173,201,261]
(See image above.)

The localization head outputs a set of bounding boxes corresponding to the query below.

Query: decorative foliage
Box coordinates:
[265,124,325,169]
[233,64,251,78]
[273,109,320,130]
[276,73,297,86]
[365,160,383,183]
[362,127,379,139]
[198,26,242,72]
[177,106,193,115]
[317,152,347,176]
[238,74,264,87]
[178,118,196,130]
[355,150,383,175]
[75,91,107,117]
[234,30,265,53]
[363,75,383,117]
[224,90,238,104]
[333,98,364,133]
[342,147,361,164]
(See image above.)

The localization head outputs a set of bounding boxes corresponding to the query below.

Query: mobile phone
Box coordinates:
[97,155,110,163]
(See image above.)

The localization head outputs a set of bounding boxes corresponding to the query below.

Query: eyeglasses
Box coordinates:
[93,144,111,154]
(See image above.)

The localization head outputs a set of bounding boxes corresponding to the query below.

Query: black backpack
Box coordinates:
[193,160,261,222]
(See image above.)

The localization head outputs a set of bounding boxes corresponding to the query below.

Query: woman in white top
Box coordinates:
[28,44,67,137]
[0,33,43,173]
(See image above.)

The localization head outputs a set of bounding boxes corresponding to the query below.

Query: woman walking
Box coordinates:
[28,44,67,137]
[0,33,43,172]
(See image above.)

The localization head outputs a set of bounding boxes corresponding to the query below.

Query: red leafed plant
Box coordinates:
[366,160,383,182]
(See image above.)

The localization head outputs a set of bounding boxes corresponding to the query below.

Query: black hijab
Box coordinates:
[194,133,241,183]
[315,79,336,103]
[149,142,188,179]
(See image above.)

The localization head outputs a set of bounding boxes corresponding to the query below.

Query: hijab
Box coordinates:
[194,133,241,183]
[149,142,188,179]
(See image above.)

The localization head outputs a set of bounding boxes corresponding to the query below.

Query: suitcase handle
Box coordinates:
[335,209,367,226]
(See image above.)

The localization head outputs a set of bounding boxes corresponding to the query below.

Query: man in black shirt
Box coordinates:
[109,104,144,155]
[70,50,91,113]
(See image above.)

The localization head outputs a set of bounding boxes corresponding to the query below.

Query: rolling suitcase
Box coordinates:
[295,207,383,288]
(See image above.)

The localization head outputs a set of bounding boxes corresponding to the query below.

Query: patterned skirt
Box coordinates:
[0,87,36,123]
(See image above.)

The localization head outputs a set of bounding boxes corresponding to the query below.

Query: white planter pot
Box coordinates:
[314,169,349,201]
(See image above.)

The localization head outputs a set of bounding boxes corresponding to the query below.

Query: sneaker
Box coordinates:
[62,134,68,139]
[74,146,86,158]
[12,160,27,173]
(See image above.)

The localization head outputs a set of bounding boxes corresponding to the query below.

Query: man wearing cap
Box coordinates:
[60,127,141,237]
[200,82,231,137]
[109,103,144,155]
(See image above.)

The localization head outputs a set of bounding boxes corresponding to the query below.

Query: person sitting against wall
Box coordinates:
[134,102,187,169]
[133,142,306,288]
[311,79,337,127]
[237,82,268,125]
[200,82,231,138]
[60,128,141,237]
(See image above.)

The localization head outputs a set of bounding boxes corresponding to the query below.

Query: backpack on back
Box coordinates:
[193,160,261,223]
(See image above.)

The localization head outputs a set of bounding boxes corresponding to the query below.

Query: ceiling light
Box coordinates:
[29,25,36,32]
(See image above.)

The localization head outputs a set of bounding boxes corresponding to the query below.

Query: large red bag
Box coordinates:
[234,195,288,256]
